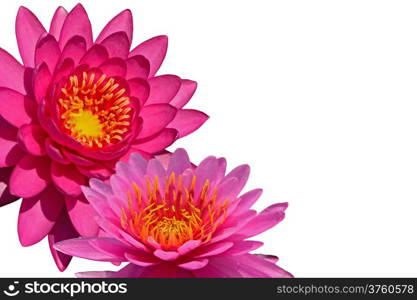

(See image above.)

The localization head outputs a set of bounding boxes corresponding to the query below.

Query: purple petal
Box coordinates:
[236,203,288,238]
[167,148,191,175]
[54,237,124,262]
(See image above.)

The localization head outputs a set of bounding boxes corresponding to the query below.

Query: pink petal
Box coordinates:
[9,154,50,198]
[134,128,178,154]
[138,104,177,139]
[125,252,160,267]
[89,237,133,260]
[118,229,149,252]
[59,4,93,49]
[100,32,130,58]
[178,258,209,270]
[234,189,263,215]
[128,78,150,106]
[99,57,127,77]
[154,249,179,261]
[54,237,124,262]
[0,122,24,167]
[221,164,250,197]
[62,150,95,167]
[79,44,108,67]
[59,36,87,66]
[89,178,113,196]
[236,203,288,238]
[51,162,85,197]
[146,75,181,105]
[96,9,133,45]
[170,79,198,108]
[48,211,78,271]
[221,240,264,256]
[0,49,25,93]
[82,188,116,221]
[101,263,144,278]
[126,56,150,79]
[76,163,112,180]
[168,109,208,138]
[256,254,279,264]
[0,88,36,127]
[177,240,202,255]
[44,138,70,165]
[0,167,19,207]
[16,6,46,67]
[35,34,60,71]
[130,35,168,77]
[49,6,68,40]
[216,158,227,183]
[17,124,47,156]
[167,148,191,175]
[65,195,100,237]
[192,242,233,258]
[128,152,148,173]
[18,185,64,246]
[33,63,52,102]
[134,263,193,278]
[236,254,293,278]
[76,271,116,278]
[216,177,239,201]
[194,156,219,196]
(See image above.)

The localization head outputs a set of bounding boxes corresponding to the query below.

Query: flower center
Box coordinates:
[58,72,132,149]
[120,173,230,251]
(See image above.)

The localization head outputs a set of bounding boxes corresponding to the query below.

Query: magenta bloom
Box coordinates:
[55,149,292,278]
[0,4,207,270]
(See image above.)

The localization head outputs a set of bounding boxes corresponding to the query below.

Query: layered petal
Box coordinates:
[9,154,50,198]
[59,4,93,49]
[18,185,64,246]
[168,109,208,138]
[16,6,46,67]
[130,36,168,77]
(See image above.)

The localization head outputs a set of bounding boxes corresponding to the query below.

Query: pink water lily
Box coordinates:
[55,149,292,278]
[0,4,207,270]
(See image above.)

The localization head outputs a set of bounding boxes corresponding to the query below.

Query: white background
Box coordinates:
[0,0,417,277]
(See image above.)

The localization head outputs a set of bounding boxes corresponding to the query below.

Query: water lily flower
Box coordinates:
[0,4,207,270]
[55,149,292,278]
